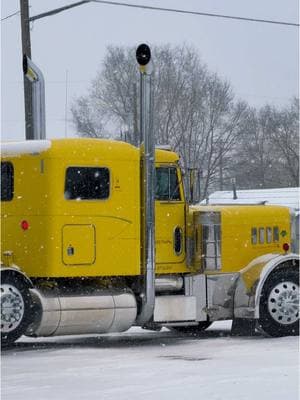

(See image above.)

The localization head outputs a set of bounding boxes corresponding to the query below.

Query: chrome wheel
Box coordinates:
[1,284,25,333]
[1,271,32,346]
[259,268,299,337]
[267,281,299,325]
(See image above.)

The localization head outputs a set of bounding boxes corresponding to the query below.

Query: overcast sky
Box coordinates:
[1,0,299,141]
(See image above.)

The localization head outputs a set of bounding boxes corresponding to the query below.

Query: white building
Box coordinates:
[202,187,300,210]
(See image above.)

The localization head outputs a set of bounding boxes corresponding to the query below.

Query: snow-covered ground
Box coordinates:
[1,322,299,400]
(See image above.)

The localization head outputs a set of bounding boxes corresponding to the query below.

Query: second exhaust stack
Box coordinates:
[23,55,46,140]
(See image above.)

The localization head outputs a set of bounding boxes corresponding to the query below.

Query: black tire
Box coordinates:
[170,321,212,335]
[1,271,32,347]
[258,268,299,337]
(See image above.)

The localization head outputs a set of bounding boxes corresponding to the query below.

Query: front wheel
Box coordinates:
[1,271,32,347]
[258,269,299,337]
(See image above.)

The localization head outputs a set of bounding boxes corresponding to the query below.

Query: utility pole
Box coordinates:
[20,0,33,139]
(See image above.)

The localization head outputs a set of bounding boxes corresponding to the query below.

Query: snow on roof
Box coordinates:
[202,188,300,210]
[1,140,52,157]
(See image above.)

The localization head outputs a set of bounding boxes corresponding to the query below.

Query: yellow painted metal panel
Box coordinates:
[191,205,291,274]
[1,138,293,281]
[155,202,186,265]
[62,225,95,265]
[154,165,190,275]
[1,139,141,278]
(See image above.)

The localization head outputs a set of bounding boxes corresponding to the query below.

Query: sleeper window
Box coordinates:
[65,167,110,200]
[1,162,14,201]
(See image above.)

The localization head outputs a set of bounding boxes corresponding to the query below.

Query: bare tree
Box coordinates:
[91,46,139,143]
[71,45,250,196]
[230,98,299,189]
[266,98,299,186]
[71,46,139,141]
[151,45,247,198]
[71,96,105,138]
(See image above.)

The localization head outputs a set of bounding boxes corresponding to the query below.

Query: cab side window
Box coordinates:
[155,167,181,201]
[65,167,110,200]
[1,162,14,201]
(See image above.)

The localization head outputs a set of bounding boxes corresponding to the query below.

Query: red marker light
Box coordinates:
[21,220,29,231]
[283,243,290,252]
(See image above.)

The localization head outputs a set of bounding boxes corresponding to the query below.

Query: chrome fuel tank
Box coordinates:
[26,286,137,337]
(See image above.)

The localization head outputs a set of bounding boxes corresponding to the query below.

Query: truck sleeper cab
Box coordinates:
[1,139,299,346]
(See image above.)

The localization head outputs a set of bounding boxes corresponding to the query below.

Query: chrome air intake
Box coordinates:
[195,211,222,271]
[155,276,183,293]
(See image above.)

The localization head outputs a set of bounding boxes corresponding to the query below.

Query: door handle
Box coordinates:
[67,246,75,256]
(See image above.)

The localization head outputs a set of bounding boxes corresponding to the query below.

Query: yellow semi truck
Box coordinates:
[1,45,299,346]
[1,138,299,345]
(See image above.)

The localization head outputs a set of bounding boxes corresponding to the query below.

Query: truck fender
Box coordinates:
[234,253,299,319]
[0,266,34,289]
[253,253,299,319]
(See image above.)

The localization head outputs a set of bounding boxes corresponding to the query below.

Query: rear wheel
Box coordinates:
[258,269,299,337]
[1,272,32,347]
[170,321,212,335]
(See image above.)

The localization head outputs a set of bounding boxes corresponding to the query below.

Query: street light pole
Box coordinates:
[20,0,33,139]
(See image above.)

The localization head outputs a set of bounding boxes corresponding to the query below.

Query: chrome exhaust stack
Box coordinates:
[135,44,156,324]
[23,55,46,140]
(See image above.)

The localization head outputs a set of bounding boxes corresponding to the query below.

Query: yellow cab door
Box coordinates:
[155,164,186,272]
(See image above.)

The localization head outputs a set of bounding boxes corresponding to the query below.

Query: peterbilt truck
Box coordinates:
[1,137,299,346]
[1,45,299,346]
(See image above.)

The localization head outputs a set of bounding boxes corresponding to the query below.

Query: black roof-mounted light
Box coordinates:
[136,43,151,67]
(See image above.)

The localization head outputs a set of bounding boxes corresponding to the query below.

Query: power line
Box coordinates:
[27,0,299,27]
[1,10,20,22]
[29,1,90,22]
[3,1,299,27]
[92,1,299,27]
